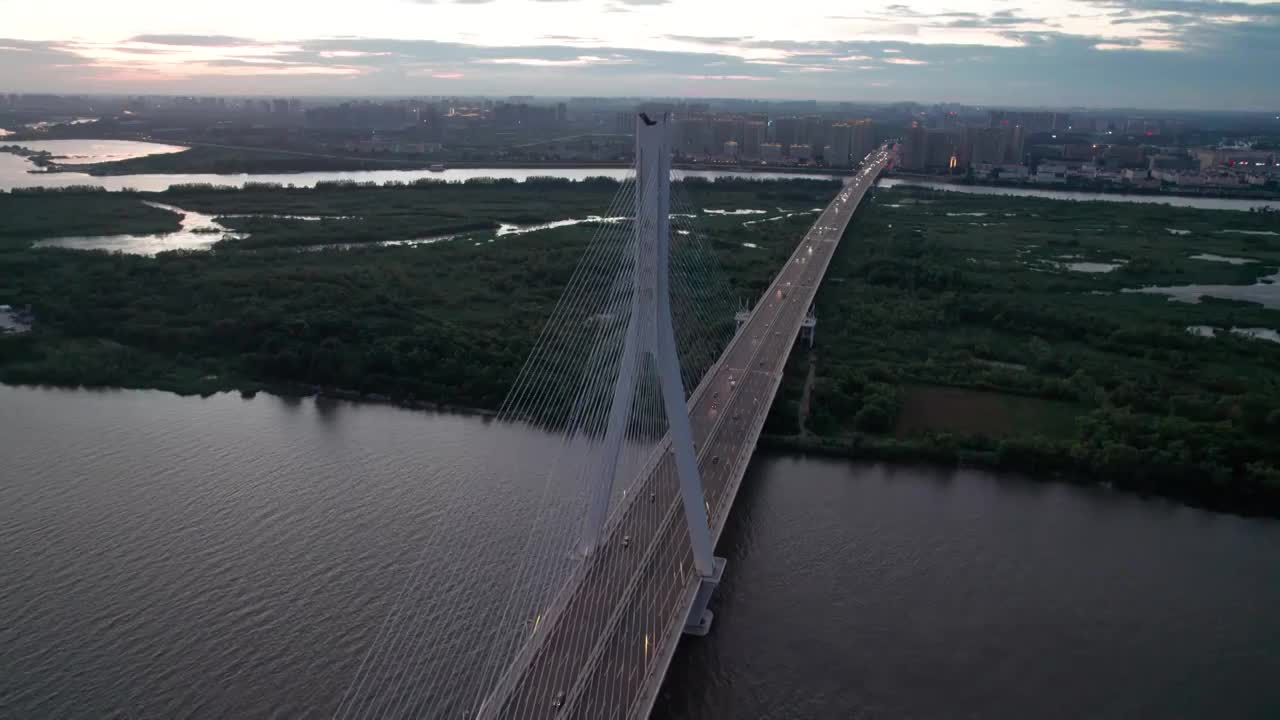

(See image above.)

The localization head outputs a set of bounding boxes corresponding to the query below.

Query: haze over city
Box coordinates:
[3,0,1280,109]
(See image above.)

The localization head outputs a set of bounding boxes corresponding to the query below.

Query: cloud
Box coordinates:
[830,6,1051,32]
[941,10,1049,28]
[3,12,1278,111]
[682,74,766,81]
[1092,0,1280,16]
[482,55,632,66]
[1109,13,1199,24]
[662,35,753,45]
[1087,0,1280,54]
[128,34,258,46]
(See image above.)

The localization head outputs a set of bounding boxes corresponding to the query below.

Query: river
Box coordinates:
[0,141,836,192]
[3,141,1279,213]
[2,384,1278,718]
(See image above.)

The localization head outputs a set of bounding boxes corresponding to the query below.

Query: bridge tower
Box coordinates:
[582,111,725,635]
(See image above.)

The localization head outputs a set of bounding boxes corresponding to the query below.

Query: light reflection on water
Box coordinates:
[1187,325,1280,343]
[33,201,244,255]
[9,138,186,164]
[1125,271,1280,309]
[0,147,838,192]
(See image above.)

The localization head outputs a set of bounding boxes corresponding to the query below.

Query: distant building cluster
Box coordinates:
[668,113,876,168]
[3,93,1277,190]
[896,107,1280,191]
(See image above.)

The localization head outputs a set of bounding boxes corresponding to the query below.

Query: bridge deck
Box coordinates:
[483,149,891,720]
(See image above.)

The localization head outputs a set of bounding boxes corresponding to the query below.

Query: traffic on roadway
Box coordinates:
[480,148,892,720]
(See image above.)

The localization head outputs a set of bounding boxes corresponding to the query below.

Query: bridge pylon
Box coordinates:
[581,113,724,613]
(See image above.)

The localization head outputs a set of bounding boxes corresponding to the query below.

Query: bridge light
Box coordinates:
[644,633,650,659]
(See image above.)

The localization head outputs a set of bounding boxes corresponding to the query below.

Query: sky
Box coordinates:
[1,0,1278,110]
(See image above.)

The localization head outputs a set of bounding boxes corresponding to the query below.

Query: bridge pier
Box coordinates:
[683,556,727,636]
[800,304,817,348]
[686,556,727,632]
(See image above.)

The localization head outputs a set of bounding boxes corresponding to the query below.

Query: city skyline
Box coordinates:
[2,0,1279,110]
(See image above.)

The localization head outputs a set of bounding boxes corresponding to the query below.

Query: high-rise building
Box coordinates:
[827,123,853,167]
[801,115,828,156]
[615,111,633,134]
[723,140,739,159]
[741,121,766,159]
[675,116,715,157]
[772,117,801,150]
[713,119,737,148]
[850,119,875,162]
[963,127,1006,166]
[1006,125,1026,164]
[901,123,929,171]
[926,130,959,169]
[989,110,1067,134]
[760,143,784,163]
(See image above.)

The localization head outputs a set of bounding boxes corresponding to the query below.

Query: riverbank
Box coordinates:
[890,170,1280,203]
[765,184,1280,517]
[3,181,1279,517]
[759,431,1280,519]
[0,144,57,168]
[4,138,847,178]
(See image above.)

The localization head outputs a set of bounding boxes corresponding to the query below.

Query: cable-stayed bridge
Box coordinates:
[335,114,891,719]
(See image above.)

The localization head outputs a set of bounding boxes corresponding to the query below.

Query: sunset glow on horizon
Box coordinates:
[2,0,1278,108]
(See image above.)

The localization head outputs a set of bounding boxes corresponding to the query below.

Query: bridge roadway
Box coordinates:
[480,148,891,720]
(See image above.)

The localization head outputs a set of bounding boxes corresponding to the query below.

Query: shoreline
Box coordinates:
[3,373,1276,521]
[758,433,1280,521]
[889,171,1280,203]
[2,140,847,177]
[0,377,500,418]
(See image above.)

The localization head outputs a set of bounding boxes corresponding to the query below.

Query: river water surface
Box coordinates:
[0,142,835,192]
[3,141,1280,213]
[2,384,1279,718]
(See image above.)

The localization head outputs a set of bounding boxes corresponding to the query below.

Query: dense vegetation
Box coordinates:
[3,179,1279,514]
[764,187,1280,515]
[0,178,818,410]
[0,188,181,249]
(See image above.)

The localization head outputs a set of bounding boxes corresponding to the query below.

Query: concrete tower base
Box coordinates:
[683,556,727,636]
